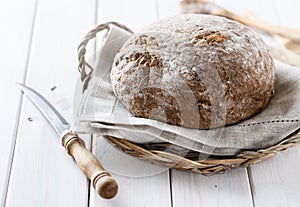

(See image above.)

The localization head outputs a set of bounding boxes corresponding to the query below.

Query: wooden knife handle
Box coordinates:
[61,131,118,199]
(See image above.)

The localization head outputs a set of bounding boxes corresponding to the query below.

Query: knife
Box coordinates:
[17,83,118,199]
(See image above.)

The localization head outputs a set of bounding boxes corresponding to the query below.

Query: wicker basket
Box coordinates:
[77,22,300,175]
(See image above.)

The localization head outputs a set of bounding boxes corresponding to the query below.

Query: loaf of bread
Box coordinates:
[111,14,275,129]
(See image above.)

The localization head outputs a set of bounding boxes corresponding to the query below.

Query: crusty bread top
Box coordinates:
[111,14,275,129]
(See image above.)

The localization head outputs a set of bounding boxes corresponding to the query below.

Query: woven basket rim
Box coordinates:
[103,130,300,175]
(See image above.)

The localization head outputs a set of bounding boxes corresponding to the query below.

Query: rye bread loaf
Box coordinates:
[111,14,275,129]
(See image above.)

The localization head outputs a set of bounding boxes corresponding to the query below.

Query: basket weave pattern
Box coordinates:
[103,132,300,175]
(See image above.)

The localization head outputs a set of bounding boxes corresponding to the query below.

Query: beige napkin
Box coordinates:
[74,25,300,156]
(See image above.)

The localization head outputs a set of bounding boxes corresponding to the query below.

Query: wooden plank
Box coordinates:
[158,1,254,206]
[249,146,300,207]
[6,102,92,207]
[156,0,181,19]
[0,0,37,205]
[273,0,300,28]
[89,137,171,207]
[98,0,158,32]
[89,0,172,206]
[172,169,253,207]
[248,0,300,206]
[5,0,96,206]
[215,0,300,206]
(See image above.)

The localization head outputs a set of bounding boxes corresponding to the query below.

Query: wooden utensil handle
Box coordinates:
[61,131,118,199]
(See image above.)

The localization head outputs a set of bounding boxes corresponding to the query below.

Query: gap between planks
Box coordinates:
[87,1,99,206]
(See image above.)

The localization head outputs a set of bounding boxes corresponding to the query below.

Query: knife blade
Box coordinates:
[17,83,118,199]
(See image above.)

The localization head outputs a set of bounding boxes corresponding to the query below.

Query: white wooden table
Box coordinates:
[1,0,300,206]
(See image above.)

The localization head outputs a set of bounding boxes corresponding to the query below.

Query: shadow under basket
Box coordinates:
[77,22,300,175]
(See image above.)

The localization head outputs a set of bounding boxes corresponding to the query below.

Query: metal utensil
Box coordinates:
[16,83,118,199]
